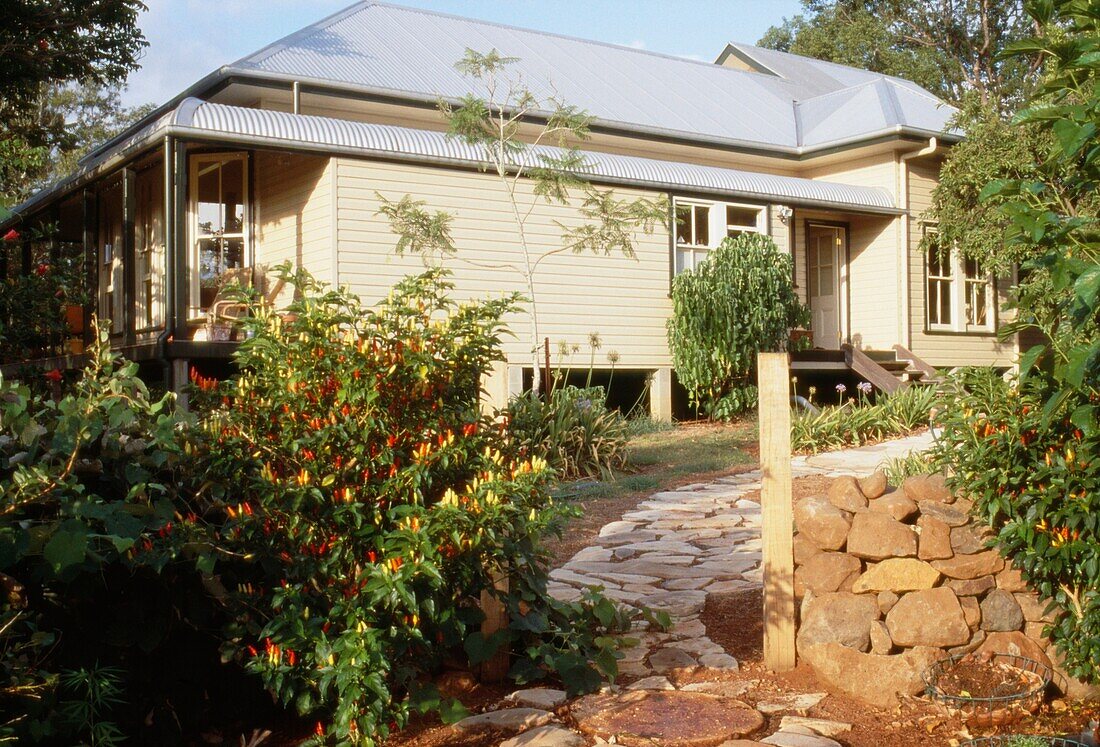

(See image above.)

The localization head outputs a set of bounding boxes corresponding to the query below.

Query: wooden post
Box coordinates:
[479,570,510,683]
[758,352,796,672]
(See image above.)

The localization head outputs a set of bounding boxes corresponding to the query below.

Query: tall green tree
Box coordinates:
[1,82,155,206]
[377,50,667,393]
[759,0,1037,110]
[1,1,148,208]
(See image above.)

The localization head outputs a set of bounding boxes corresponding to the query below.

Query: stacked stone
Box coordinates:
[792,472,1079,708]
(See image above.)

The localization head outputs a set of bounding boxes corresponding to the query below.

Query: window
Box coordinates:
[963,257,989,329]
[924,225,994,332]
[190,153,248,313]
[674,198,765,275]
[927,245,953,328]
[726,205,762,238]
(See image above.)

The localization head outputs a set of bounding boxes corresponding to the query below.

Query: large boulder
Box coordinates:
[851,558,941,594]
[946,575,996,597]
[885,587,970,647]
[846,513,917,560]
[951,524,992,555]
[868,492,918,522]
[794,495,852,551]
[996,566,1030,593]
[858,470,889,500]
[796,552,862,597]
[916,515,953,561]
[1015,592,1057,624]
[827,476,868,512]
[800,643,946,709]
[797,592,880,653]
[901,474,952,503]
[975,631,1052,670]
[980,589,1024,632]
[932,550,1005,580]
[919,501,970,527]
[793,533,823,565]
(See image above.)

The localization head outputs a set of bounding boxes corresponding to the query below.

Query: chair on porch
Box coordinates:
[194,266,287,341]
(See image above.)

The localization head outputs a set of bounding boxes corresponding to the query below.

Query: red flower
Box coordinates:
[44,369,62,383]
[2,229,19,242]
[35,263,49,276]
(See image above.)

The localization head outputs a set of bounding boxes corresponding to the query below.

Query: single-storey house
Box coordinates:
[0,1,1017,418]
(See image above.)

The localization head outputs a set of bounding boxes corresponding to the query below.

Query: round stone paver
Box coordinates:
[570,690,765,746]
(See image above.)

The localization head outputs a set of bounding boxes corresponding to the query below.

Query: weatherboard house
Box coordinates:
[0,2,1015,418]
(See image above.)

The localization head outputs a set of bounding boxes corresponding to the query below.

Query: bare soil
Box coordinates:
[935,655,1040,701]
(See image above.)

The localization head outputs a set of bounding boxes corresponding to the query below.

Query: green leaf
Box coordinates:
[43,523,89,573]
[1074,265,1100,308]
[1019,344,1046,378]
[463,630,508,665]
[438,698,470,724]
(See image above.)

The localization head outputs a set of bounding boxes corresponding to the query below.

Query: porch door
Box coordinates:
[808,226,842,348]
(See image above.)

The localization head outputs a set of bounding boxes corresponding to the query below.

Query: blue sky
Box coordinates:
[124,0,803,107]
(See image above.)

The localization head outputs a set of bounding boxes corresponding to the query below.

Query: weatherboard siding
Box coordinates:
[906,158,1016,367]
[333,157,674,369]
[254,152,334,300]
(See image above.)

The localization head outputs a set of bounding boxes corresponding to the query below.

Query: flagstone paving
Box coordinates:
[546,431,937,680]
[470,433,937,746]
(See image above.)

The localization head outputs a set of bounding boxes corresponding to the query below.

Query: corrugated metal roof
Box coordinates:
[181,100,898,212]
[6,99,900,222]
[224,2,958,153]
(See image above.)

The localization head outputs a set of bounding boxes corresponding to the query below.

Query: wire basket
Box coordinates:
[924,653,1052,728]
[960,738,1087,747]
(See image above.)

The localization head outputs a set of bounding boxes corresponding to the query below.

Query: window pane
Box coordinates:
[964,257,982,280]
[198,237,247,310]
[675,205,691,245]
[693,205,709,246]
[675,248,689,275]
[967,281,988,326]
[196,166,222,236]
[726,205,759,228]
[929,246,951,278]
[939,280,952,324]
[221,159,244,234]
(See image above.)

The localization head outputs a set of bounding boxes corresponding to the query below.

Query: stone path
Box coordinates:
[545,431,937,680]
[455,433,938,746]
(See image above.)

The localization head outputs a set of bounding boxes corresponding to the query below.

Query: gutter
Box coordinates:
[898,137,940,348]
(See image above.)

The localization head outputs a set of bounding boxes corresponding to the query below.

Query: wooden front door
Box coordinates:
[808,226,842,348]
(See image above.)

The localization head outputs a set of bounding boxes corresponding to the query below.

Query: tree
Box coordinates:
[667,234,808,420]
[0,1,147,116]
[1,82,155,206]
[377,50,667,393]
[759,1,1038,110]
[0,1,149,207]
[934,0,1100,684]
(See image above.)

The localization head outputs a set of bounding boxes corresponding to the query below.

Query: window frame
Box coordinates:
[672,196,767,277]
[922,224,995,335]
[188,152,250,318]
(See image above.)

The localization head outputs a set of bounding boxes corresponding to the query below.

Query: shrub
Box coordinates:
[791,384,936,454]
[931,368,1100,682]
[505,385,630,479]
[189,267,661,743]
[0,325,193,743]
[667,233,808,420]
[882,452,939,485]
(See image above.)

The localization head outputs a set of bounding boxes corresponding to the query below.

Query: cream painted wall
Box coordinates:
[333,157,674,373]
[253,151,335,304]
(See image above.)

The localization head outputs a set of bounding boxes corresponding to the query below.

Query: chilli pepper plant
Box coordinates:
[932,368,1100,681]
[190,266,660,745]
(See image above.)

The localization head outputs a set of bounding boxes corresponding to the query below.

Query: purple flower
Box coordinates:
[857,381,873,394]
[835,383,847,394]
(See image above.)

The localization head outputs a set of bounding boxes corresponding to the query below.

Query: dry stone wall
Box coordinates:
[793,472,1095,708]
